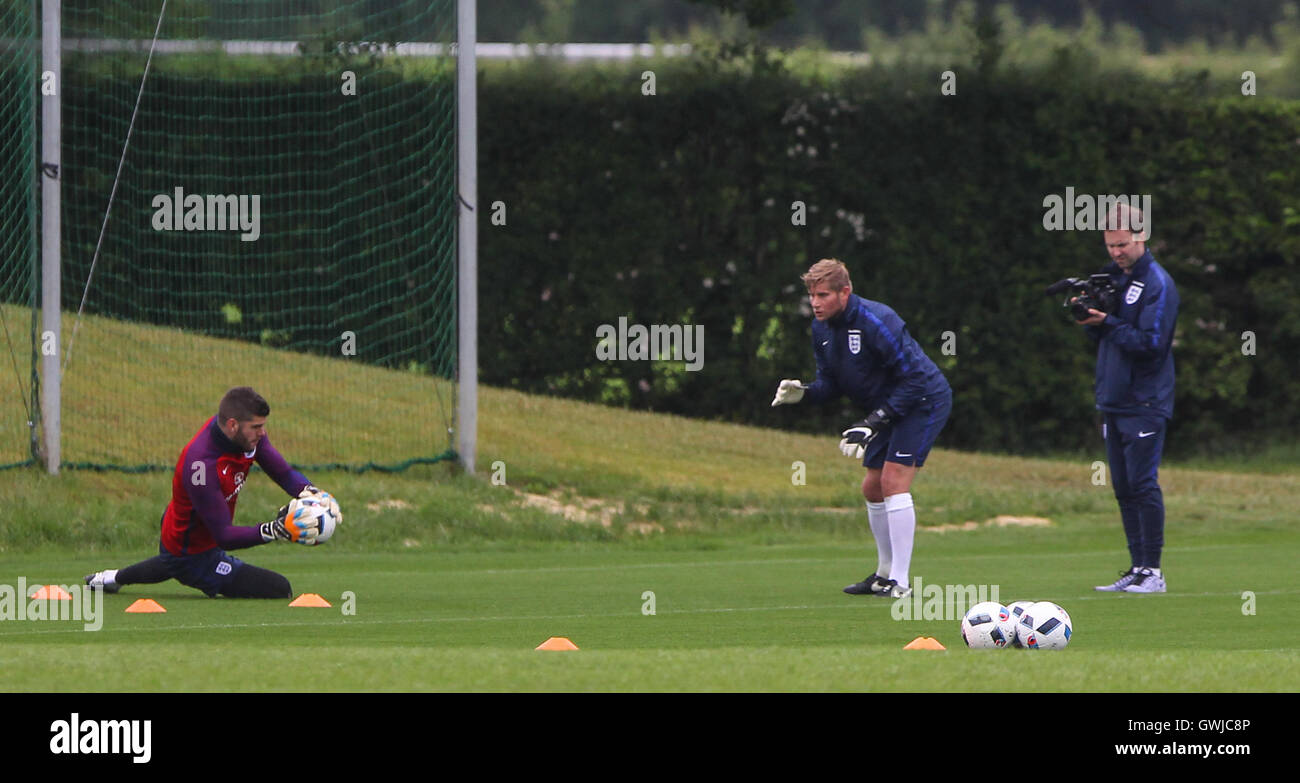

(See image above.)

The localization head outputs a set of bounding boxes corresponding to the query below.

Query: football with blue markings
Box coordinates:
[960,601,1017,649]
[287,495,339,544]
[1006,600,1036,648]
[1016,601,1073,650]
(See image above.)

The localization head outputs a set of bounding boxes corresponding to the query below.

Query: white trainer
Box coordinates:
[84,569,120,594]
[1095,568,1138,592]
[1123,568,1167,593]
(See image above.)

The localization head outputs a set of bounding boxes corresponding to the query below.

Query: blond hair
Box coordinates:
[801,258,852,292]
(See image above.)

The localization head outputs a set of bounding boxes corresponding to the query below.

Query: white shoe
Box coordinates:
[84,569,120,594]
[1123,568,1167,593]
[1095,568,1138,592]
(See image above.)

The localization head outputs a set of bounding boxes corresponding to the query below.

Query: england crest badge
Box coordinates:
[1125,280,1145,305]
[848,329,861,354]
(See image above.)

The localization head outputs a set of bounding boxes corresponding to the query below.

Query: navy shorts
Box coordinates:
[157,543,247,597]
[863,390,952,470]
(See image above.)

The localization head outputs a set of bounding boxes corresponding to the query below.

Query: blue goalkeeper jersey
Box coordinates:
[802,294,950,418]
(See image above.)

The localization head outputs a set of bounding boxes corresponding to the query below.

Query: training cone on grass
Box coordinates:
[535,636,579,651]
[903,636,946,651]
[124,599,166,613]
[289,593,332,608]
[29,585,73,600]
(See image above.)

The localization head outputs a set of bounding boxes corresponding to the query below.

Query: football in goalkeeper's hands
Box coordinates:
[288,495,339,544]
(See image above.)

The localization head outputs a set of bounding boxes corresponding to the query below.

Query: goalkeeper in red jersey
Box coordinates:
[84,387,340,598]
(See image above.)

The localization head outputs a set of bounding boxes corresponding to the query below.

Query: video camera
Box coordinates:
[1045,274,1121,321]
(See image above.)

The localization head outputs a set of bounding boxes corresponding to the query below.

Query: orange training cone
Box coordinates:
[535,636,579,651]
[903,636,947,650]
[125,599,167,613]
[30,585,73,600]
[289,593,332,608]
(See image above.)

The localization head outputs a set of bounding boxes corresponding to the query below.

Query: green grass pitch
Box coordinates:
[1,308,1296,691]
[2,528,1296,691]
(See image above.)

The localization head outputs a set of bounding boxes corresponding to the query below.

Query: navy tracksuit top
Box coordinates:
[1086,251,1179,420]
[802,294,950,418]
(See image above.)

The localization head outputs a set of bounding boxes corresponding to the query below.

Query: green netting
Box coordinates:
[41,0,458,471]
[0,1,38,469]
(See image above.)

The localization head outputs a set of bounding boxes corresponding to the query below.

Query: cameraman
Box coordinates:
[1075,204,1179,594]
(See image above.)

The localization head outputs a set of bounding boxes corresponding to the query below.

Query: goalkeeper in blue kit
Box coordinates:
[772,259,952,598]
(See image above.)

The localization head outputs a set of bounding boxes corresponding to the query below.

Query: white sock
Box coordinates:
[103,569,118,586]
[886,492,916,587]
[866,501,890,577]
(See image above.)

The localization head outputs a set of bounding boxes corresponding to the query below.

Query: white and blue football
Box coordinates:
[1017,601,1073,650]
[960,601,1017,649]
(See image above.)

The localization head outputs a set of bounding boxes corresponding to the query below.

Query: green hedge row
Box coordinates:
[478,61,1300,455]
[14,55,1298,456]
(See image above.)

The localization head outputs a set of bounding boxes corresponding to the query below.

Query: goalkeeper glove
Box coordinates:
[299,484,343,526]
[771,379,807,407]
[838,407,893,459]
[259,502,320,545]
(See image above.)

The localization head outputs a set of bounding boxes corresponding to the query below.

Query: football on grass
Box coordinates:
[960,601,1017,649]
[1006,600,1035,648]
[1017,601,1073,650]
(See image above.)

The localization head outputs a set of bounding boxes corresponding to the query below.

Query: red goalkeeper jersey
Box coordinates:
[160,416,309,555]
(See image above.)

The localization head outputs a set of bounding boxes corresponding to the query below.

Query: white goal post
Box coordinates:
[457,0,478,475]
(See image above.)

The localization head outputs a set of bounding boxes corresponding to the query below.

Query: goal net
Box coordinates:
[13,0,460,472]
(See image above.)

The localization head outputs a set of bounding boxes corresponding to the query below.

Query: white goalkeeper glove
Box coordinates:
[838,407,893,459]
[299,485,342,526]
[771,379,807,407]
[259,501,320,545]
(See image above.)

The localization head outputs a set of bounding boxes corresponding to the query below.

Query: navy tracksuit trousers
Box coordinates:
[1104,412,1167,569]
